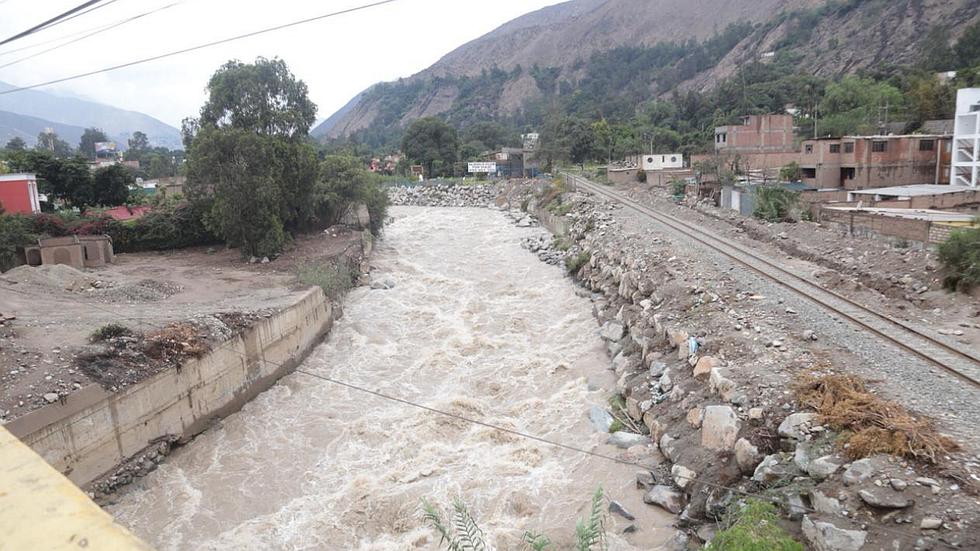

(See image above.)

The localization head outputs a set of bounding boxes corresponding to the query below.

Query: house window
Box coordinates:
[844,142,854,153]
[842,167,856,180]
[802,168,817,178]
[805,144,813,154]
[829,144,841,153]
[872,141,887,152]
[919,139,935,151]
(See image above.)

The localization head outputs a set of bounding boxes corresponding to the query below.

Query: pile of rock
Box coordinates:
[519,235,566,266]
[90,436,179,501]
[387,183,500,207]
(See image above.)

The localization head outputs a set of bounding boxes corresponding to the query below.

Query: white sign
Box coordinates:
[467,161,497,174]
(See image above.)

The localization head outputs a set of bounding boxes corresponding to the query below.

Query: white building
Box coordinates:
[951,88,980,188]
[641,153,684,171]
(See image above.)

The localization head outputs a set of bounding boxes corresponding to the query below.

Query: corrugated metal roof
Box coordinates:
[848,184,974,197]
[825,206,976,222]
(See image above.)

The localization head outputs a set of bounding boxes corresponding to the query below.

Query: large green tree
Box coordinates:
[79,127,108,160]
[401,117,459,177]
[185,57,319,258]
[4,137,26,151]
[198,57,317,138]
[87,164,134,206]
[6,150,94,207]
[125,131,150,162]
[36,130,73,158]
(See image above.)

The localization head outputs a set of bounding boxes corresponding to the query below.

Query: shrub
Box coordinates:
[106,202,219,253]
[708,499,803,551]
[90,323,132,342]
[937,225,980,292]
[0,214,37,271]
[421,488,606,551]
[297,257,356,299]
[565,251,591,275]
[670,179,686,197]
[753,186,800,222]
[636,170,647,183]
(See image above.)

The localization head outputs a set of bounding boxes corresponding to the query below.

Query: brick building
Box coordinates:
[714,114,795,154]
[799,135,951,190]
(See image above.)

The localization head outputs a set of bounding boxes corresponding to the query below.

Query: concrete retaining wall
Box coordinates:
[5,287,333,488]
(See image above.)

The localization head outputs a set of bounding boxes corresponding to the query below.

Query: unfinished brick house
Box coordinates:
[799,135,951,190]
[710,114,799,171]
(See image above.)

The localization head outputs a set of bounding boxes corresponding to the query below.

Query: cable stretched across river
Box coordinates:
[0,281,962,548]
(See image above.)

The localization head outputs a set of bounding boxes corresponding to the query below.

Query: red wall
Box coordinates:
[0,179,37,214]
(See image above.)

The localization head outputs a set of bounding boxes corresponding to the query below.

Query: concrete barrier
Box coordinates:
[0,426,152,550]
[5,287,333,488]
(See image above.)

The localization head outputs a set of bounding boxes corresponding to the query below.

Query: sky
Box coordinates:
[0,0,562,128]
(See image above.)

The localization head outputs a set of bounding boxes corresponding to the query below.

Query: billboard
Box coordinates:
[95,142,117,155]
[467,161,497,174]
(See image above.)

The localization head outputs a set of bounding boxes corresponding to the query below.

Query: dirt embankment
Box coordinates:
[0,228,366,423]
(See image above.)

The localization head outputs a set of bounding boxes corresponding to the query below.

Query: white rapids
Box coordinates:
[108,206,675,550]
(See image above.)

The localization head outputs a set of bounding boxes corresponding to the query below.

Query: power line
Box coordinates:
[0,279,960,548]
[0,0,399,96]
[0,2,182,70]
[0,0,114,47]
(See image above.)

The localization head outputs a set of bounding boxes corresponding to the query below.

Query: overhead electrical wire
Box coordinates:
[0,2,182,70]
[0,0,114,47]
[0,0,399,96]
[0,279,963,549]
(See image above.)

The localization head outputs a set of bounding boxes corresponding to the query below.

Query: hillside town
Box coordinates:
[1,1,980,551]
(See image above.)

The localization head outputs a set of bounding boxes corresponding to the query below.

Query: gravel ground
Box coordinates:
[590,189,980,452]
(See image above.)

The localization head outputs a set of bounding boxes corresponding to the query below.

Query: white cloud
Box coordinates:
[0,0,560,127]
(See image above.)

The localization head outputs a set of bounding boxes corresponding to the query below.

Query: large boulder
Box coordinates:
[858,488,913,509]
[708,367,736,400]
[734,438,762,474]
[671,464,697,490]
[600,321,626,341]
[701,405,741,451]
[801,516,867,551]
[778,412,817,440]
[608,431,648,449]
[588,405,613,433]
[752,453,800,485]
[842,457,878,486]
[692,356,717,378]
[808,455,844,481]
[643,485,685,514]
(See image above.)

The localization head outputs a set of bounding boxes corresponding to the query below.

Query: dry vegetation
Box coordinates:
[143,323,209,363]
[793,373,959,463]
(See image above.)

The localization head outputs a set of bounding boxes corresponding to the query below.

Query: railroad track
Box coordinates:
[565,173,980,388]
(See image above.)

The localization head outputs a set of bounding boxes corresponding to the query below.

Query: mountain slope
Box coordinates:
[323,0,980,144]
[0,81,181,149]
[0,110,88,148]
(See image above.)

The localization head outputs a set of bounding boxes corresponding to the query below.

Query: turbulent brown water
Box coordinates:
[109,206,674,550]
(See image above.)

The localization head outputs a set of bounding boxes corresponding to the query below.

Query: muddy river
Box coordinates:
[109,206,674,550]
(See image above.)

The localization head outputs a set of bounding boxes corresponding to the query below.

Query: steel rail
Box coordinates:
[566,173,980,387]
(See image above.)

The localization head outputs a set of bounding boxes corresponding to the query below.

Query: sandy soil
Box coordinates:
[0,228,364,422]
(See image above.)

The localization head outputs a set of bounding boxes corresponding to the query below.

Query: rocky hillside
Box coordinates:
[315,0,980,143]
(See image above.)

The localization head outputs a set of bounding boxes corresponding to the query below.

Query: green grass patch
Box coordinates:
[707,499,803,551]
